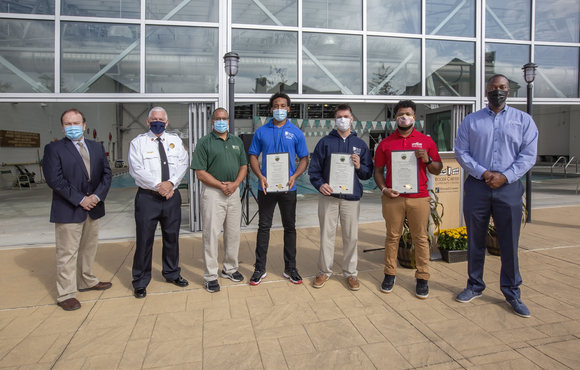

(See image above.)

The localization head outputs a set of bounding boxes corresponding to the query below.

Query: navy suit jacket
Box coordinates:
[43,137,112,223]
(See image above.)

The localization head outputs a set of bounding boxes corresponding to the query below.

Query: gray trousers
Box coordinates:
[317,194,360,278]
[201,186,242,281]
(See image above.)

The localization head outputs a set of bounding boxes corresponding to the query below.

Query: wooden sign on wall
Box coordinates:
[432,155,463,231]
[0,130,40,148]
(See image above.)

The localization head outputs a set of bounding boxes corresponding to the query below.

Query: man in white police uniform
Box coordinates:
[128,106,190,298]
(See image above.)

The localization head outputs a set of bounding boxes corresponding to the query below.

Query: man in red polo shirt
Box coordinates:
[374,100,443,299]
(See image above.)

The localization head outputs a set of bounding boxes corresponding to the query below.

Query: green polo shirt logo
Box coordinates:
[190,132,248,182]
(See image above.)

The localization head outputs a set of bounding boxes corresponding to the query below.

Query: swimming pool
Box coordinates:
[111,171,378,193]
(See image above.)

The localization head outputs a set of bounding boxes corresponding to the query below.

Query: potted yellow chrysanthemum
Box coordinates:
[435,226,468,263]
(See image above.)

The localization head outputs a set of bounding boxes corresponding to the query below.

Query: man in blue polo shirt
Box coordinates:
[248,92,309,285]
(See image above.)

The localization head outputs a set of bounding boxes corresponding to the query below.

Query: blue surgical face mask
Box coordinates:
[272,109,288,122]
[64,125,84,140]
[214,120,228,133]
[149,120,166,135]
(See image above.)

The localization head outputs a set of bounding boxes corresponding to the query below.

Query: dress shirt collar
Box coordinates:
[484,103,509,116]
[76,136,87,147]
[147,130,167,141]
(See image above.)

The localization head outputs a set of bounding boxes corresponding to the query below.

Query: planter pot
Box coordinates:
[397,238,415,269]
[486,232,501,256]
[438,247,468,263]
[397,238,433,269]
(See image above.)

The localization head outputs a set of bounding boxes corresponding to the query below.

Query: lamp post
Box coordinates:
[223,52,240,133]
[522,62,537,222]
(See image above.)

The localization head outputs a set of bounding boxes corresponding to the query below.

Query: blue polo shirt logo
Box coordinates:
[285,131,294,139]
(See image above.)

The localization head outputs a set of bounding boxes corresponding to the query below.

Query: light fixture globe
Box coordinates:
[522,62,538,84]
[224,52,240,77]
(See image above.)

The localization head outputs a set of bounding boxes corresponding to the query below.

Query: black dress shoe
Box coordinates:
[166,276,189,287]
[134,288,147,299]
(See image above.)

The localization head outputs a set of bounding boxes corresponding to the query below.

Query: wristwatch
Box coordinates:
[424,156,433,165]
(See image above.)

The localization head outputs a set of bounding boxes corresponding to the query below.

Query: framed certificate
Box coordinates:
[329,153,354,195]
[266,152,290,192]
[391,150,419,194]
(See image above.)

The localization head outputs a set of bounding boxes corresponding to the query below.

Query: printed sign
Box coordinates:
[0,130,40,148]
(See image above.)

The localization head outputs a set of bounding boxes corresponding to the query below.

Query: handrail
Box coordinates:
[2,162,39,166]
[551,156,567,178]
[565,156,578,178]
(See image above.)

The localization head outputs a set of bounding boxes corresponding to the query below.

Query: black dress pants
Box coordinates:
[132,188,182,289]
[254,190,297,271]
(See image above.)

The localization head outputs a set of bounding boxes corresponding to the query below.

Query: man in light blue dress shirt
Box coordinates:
[454,74,538,318]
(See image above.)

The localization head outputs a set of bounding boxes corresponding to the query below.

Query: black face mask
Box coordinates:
[487,89,508,108]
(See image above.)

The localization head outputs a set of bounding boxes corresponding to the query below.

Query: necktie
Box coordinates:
[78,142,90,179]
[157,138,170,182]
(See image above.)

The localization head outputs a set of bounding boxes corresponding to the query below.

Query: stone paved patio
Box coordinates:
[1,205,579,369]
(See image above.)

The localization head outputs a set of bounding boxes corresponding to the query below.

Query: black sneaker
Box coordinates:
[283,268,303,284]
[416,279,429,299]
[250,269,267,286]
[381,274,396,293]
[221,270,244,282]
[205,279,220,293]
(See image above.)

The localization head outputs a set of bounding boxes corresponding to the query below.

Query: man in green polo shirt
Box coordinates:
[190,108,248,293]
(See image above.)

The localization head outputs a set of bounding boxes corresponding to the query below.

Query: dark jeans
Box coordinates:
[463,176,524,301]
[132,188,182,289]
[255,190,297,271]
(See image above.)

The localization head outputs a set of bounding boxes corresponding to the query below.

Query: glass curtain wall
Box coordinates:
[0,0,579,101]
[0,0,219,95]
[232,0,478,97]
[485,0,580,99]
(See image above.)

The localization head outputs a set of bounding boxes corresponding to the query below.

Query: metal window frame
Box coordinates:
[0,0,578,106]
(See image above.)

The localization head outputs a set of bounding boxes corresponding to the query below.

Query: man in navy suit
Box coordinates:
[43,108,113,311]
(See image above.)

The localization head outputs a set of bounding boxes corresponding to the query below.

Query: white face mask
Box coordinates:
[335,117,351,132]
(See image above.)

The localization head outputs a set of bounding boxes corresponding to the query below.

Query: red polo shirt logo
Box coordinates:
[374,129,441,198]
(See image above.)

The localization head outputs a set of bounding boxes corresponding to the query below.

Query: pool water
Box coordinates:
[111,171,378,193]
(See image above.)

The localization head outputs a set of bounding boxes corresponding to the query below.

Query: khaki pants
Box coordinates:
[201,186,241,281]
[55,217,100,302]
[318,194,360,278]
[381,195,431,280]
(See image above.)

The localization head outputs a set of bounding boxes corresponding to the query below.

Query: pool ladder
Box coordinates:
[551,156,578,178]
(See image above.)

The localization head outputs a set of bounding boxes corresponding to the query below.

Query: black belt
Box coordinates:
[138,187,166,199]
